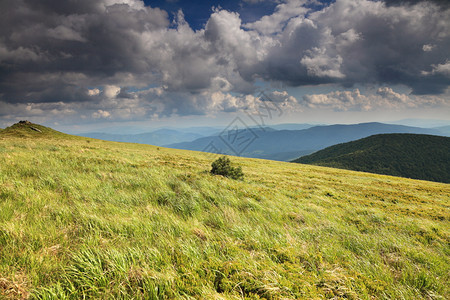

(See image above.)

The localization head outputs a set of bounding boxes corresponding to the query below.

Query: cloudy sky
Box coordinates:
[0,0,449,132]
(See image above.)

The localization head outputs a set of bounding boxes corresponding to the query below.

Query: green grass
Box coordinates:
[0,124,449,299]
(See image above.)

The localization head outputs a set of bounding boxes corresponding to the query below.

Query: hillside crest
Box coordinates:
[0,121,69,139]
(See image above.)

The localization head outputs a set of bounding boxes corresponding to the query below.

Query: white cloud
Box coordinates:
[376,87,409,104]
[244,0,308,34]
[300,47,345,78]
[88,88,100,96]
[92,110,111,119]
[302,89,363,110]
[422,61,450,77]
[102,0,145,9]
[301,87,449,111]
[103,85,121,98]
[0,101,76,119]
[423,44,435,52]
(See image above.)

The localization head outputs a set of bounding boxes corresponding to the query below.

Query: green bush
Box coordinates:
[210,156,244,180]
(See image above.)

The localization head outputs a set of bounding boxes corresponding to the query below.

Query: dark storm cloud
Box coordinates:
[0,0,169,103]
[383,0,450,9]
[315,0,450,95]
[245,0,450,94]
[22,0,101,15]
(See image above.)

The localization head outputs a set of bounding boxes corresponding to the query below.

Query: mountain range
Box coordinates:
[167,122,447,161]
[77,124,318,147]
[79,129,204,146]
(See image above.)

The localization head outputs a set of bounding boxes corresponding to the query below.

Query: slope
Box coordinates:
[167,122,443,161]
[293,134,450,183]
[0,123,449,299]
[0,120,74,140]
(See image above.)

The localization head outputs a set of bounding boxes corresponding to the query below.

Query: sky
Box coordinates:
[0,0,449,133]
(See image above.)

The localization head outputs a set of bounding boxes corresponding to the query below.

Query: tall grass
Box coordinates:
[0,128,449,299]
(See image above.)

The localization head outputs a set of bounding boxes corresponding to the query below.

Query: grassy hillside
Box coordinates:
[0,123,449,299]
[0,121,72,139]
[293,134,450,183]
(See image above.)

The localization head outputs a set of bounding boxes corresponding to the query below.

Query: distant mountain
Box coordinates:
[267,123,317,131]
[79,129,203,146]
[167,122,444,161]
[164,126,223,136]
[434,125,450,136]
[293,134,450,183]
[391,118,450,128]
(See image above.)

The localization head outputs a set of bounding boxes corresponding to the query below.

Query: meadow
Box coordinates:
[0,123,449,299]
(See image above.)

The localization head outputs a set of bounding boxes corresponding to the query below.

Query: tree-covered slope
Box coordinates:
[0,123,449,299]
[293,133,450,183]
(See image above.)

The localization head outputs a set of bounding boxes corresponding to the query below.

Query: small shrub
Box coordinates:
[210,156,244,180]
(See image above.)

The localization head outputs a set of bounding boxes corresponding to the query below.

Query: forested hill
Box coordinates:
[293,133,450,183]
